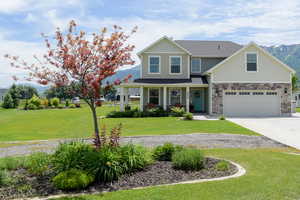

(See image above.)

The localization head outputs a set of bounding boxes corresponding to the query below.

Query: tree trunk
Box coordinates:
[89,102,101,149]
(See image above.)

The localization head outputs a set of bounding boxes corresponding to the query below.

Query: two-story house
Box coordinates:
[120,36,295,117]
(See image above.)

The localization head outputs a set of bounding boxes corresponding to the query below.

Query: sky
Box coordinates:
[1,0,300,88]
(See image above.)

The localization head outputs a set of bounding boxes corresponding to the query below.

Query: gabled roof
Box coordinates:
[137,36,191,56]
[204,42,296,74]
[174,40,242,57]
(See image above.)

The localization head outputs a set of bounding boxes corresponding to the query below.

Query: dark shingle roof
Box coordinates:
[174,40,242,57]
[134,76,207,85]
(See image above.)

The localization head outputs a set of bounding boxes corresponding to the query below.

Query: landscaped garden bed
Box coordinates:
[0,136,238,200]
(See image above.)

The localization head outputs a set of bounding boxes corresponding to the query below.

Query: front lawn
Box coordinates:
[54,148,300,200]
[0,105,257,142]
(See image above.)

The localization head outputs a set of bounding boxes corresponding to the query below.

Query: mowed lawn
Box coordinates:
[54,148,300,200]
[0,105,257,142]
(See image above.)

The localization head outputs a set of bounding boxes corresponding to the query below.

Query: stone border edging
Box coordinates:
[13,159,246,200]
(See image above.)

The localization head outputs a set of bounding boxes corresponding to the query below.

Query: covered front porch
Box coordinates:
[119,84,209,113]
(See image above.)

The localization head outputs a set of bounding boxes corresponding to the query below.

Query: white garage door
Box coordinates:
[223,91,280,117]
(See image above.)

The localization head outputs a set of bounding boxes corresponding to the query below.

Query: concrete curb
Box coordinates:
[13,159,246,200]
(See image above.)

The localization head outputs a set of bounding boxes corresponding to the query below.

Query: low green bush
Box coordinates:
[215,160,230,171]
[27,103,37,110]
[53,169,94,191]
[52,141,99,175]
[153,143,183,161]
[24,152,52,176]
[219,115,226,120]
[0,170,13,186]
[172,148,204,171]
[120,144,153,173]
[28,95,42,108]
[0,156,25,170]
[51,98,60,107]
[95,147,123,182]
[183,112,193,120]
[106,107,169,118]
[65,100,70,107]
[170,107,186,117]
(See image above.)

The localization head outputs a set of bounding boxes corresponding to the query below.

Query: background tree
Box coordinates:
[292,74,299,92]
[5,20,136,149]
[44,85,76,100]
[8,84,20,108]
[16,85,39,99]
[2,93,14,109]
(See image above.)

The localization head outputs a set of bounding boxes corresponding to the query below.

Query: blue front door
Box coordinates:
[192,90,204,112]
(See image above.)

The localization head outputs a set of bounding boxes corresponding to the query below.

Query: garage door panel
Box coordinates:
[223,91,280,117]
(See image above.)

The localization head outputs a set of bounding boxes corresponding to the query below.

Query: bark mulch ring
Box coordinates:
[0,158,238,200]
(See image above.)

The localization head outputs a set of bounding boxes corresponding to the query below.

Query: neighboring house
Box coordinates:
[120,36,295,117]
[293,91,300,107]
[116,88,140,101]
[0,89,8,102]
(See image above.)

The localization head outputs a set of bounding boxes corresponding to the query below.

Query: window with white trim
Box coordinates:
[191,58,201,73]
[149,56,160,73]
[246,53,257,72]
[149,88,159,105]
[169,88,181,105]
[170,56,181,74]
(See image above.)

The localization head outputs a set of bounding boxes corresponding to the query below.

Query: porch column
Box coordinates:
[163,86,167,110]
[186,86,190,112]
[124,87,129,106]
[120,86,125,111]
[140,86,144,111]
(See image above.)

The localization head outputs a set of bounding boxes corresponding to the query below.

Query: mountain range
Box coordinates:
[112,44,300,82]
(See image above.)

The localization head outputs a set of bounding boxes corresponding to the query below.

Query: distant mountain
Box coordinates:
[105,65,140,84]
[263,44,300,77]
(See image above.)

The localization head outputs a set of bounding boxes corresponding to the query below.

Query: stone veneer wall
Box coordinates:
[212,83,291,115]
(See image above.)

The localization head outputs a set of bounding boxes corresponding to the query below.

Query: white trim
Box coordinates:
[169,88,182,105]
[186,86,190,112]
[163,86,167,110]
[144,51,187,54]
[191,57,202,73]
[169,56,182,75]
[204,42,296,75]
[245,52,258,73]
[137,36,192,56]
[187,55,190,77]
[140,86,144,111]
[140,56,143,78]
[148,88,161,105]
[148,55,161,74]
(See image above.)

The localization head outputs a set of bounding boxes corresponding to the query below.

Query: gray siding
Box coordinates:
[190,57,225,74]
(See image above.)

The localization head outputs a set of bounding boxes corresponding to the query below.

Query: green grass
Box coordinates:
[296,108,300,112]
[52,148,300,200]
[0,105,257,142]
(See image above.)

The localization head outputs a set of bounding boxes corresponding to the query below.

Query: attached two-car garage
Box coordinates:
[223,90,281,117]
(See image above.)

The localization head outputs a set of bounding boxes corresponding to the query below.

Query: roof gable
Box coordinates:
[137,36,191,56]
[204,42,296,74]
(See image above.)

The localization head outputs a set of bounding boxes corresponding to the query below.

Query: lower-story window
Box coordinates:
[169,88,181,105]
[149,88,159,105]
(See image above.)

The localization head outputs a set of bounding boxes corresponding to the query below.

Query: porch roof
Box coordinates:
[121,76,208,87]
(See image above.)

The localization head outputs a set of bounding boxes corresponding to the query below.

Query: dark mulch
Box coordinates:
[0,158,237,200]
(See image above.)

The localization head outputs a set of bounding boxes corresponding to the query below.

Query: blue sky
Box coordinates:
[1,0,300,87]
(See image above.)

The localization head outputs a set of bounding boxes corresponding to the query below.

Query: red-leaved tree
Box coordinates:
[5,20,136,149]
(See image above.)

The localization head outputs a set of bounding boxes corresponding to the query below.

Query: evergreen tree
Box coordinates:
[8,84,20,108]
[2,93,14,109]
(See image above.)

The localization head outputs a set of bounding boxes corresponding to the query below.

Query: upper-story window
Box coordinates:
[191,58,201,73]
[246,53,257,72]
[149,56,160,74]
[170,56,181,74]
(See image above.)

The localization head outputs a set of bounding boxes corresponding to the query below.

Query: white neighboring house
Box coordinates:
[293,90,300,107]
[119,36,295,117]
[0,89,8,102]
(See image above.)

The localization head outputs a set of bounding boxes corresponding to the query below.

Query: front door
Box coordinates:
[191,90,204,112]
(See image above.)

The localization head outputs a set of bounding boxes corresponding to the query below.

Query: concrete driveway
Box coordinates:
[229,113,300,150]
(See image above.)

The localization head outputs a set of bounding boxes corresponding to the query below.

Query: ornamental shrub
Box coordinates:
[0,156,25,170]
[0,170,13,186]
[219,115,226,120]
[120,144,153,173]
[51,97,60,107]
[24,152,52,176]
[215,160,230,171]
[153,143,183,161]
[172,148,204,171]
[183,112,193,120]
[65,99,70,107]
[2,93,14,109]
[95,147,123,182]
[170,106,186,117]
[52,141,99,175]
[28,95,42,108]
[53,169,94,191]
[27,103,37,110]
